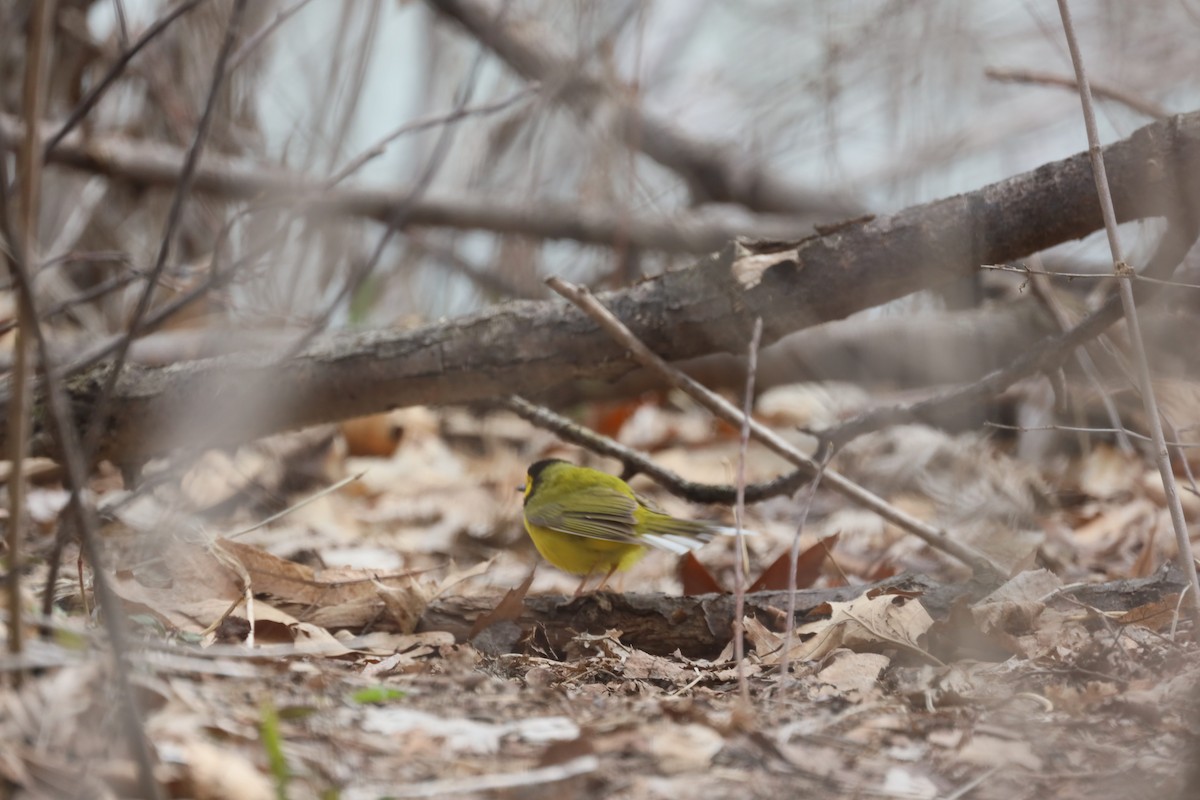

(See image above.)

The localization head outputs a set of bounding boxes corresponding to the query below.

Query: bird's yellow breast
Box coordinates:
[523,520,647,576]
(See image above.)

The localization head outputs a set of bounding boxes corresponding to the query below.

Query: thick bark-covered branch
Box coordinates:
[20,111,1200,464]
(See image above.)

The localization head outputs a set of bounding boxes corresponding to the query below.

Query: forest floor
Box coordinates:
[2,392,1198,799]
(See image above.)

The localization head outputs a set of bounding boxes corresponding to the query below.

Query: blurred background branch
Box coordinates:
[0,0,1196,466]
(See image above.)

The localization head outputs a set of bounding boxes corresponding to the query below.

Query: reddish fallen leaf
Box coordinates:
[254,619,295,645]
[679,552,725,595]
[749,534,840,592]
[469,567,535,638]
[588,396,656,439]
[866,561,898,582]
[341,413,404,456]
[1115,594,1183,632]
[709,417,742,440]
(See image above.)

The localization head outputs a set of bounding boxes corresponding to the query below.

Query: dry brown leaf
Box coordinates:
[1073,499,1156,555]
[360,632,456,676]
[359,708,578,755]
[749,533,839,592]
[755,382,872,429]
[181,741,273,800]
[1141,470,1200,520]
[960,523,1043,576]
[243,603,358,655]
[786,593,936,663]
[468,568,534,638]
[341,412,405,457]
[218,538,431,630]
[815,650,891,695]
[679,551,726,595]
[742,615,783,659]
[1043,681,1120,713]
[1013,607,1093,660]
[956,734,1042,770]
[110,541,243,634]
[1077,444,1143,500]
[1114,594,1184,631]
[971,569,1061,636]
[644,723,725,774]
[181,448,280,509]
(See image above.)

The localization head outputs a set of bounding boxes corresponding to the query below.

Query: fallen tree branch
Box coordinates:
[419,569,1189,659]
[821,218,1200,449]
[8,112,1200,466]
[538,299,1061,406]
[427,575,952,659]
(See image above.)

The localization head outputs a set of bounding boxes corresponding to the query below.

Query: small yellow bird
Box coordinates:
[520,459,740,595]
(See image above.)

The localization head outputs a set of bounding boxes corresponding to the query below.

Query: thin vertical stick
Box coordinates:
[0,168,167,800]
[777,457,827,684]
[732,318,762,703]
[6,0,57,685]
[1056,0,1200,617]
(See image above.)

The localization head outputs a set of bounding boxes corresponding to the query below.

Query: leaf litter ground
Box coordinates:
[2,395,1198,799]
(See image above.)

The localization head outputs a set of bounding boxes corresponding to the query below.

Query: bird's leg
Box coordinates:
[573,570,595,598]
[592,563,620,594]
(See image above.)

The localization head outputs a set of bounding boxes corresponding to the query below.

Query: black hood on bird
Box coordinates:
[527,458,569,480]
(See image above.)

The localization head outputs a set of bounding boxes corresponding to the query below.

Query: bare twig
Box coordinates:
[327,85,540,186]
[44,0,210,156]
[226,470,366,539]
[352,756,599,799]
[501,395,814,504]
[425,0,861,219]
[81,0,249,462]
[985,67,1170,120]
[983,422,1200,451]
[53,201,284,377]
[411,235,537,299]
[983,262,1200,291]
[317,1,383,174]
[5,0,57,687]
[110,0,131,44]
[1056,0,1200,616]
[942,764,1003,800]
[227,0,316,72]
[777,456,827,684]
[546,277,1004,582]
[732,317,762,702]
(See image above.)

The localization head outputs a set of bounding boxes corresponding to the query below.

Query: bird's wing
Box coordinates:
[526,486,642,544]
